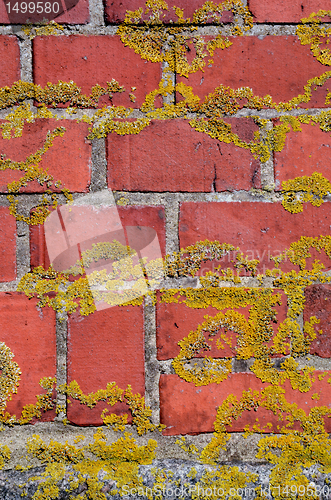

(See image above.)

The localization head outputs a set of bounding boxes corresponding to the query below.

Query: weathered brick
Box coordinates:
[107,119,260,192]
[0,120,91,193]
[67,305,145,425]
[0,36,20,86]
[179,202,331,272]
[248,0,329,23]
[274,123,331,190]
[160,372,331,435]
[0,207,16,282]
[33,36,162,108]
[104,0,233,24]
[0,293,56,421]
[30,205,166,269]
[304,285,331,358]
[0,0,89,24]
[156,290,287,360]
[178,36,328,108]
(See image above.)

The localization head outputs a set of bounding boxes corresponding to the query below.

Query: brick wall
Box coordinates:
[1,0,331,495]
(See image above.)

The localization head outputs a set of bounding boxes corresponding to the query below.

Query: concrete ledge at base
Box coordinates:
[0,461,329,499]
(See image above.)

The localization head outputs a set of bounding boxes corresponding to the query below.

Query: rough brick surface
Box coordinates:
[33,36,162,108]
[274,123,331,190]
[160,373,331,435]
[104,0,233,24]
[107,119,260,192]
[304,285,331,358]
[53,0,89,24]
[0,293,56,421]
[0,207,16,282]
[179,202,331,272]
[179,36,328,108]
[0,120,91,193]
[30,205,166,269]
[156,291,287,360]
[0,36,20,86]
[67,305,145,425]
[248,0,329,23]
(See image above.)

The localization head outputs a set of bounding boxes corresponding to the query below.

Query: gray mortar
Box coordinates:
[0,459,330,499]
[144,296,161,425]
[15,219,30,280]
[88,0,106,27]
[18,37,32,82]
[260,121,275,191]
[55,311,68,420]
[90,138,108,192]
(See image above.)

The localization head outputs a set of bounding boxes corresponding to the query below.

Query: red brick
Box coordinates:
[274,123,331,190]
[33,36,162,109]
[0,36,20,86]
[0,207,16,282]
[107,119,260,192]
[0,120,91,193]
[178,36,329,109]
[0,0,89,24]
[248,0,329,23]
[30,205,166,269]
[105,0,233,24]
[0,293,56,421]
[156,290,287,360]
[67,305,145,425]
[304,285,331,358]
[179,202,331,273]
[160,372,331,435]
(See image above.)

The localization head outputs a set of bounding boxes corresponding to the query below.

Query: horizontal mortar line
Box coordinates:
[10,25,119,37]
[0,102,331,121]
[2,21,330,38]
[0,191,311,205]
[0,278,316,293]
[0,23,323,40]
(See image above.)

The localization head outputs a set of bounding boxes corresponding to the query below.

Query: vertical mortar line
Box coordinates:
[15,219,30,282]
[90,138,108,192]
[161,60,176,106]
[88,0,106,27]
[55,311,68,421]
[165,194,180,255]
[143,295,160,425]
[260,120,276,191]
[18,36,33,83]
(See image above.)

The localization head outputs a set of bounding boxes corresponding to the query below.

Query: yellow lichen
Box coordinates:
[282,172,331,213]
